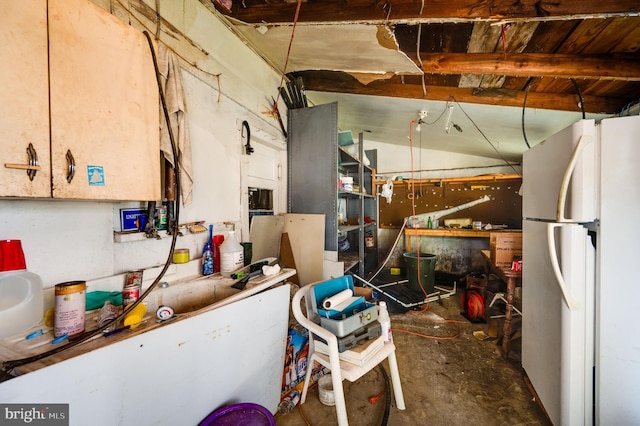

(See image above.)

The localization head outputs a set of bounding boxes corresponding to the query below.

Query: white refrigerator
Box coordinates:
[521,115,640,426]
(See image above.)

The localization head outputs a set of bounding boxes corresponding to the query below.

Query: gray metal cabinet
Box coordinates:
[288,102,377,276]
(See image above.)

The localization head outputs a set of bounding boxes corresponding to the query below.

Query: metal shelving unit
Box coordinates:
[288,102,377,276]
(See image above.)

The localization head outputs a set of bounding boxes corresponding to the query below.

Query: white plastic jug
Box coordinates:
[0,270,44,339]
[220,231,244,277]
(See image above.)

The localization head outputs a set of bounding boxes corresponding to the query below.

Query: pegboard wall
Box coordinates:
[379,177,522,228]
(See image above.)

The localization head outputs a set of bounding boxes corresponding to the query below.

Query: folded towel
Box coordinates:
[158,43,194,206]
[86,291,123,310]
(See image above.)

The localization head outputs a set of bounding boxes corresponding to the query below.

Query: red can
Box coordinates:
[123,270,143,306]
[511,260,523,272]
[122,287,140,306]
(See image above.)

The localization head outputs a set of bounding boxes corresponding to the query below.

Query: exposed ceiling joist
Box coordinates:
[212,0,639,160]
[229,0,640,25]
[296,72,623,113]
[420,53,640,81]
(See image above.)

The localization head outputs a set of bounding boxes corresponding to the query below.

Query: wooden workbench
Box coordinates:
[480,250,521,357]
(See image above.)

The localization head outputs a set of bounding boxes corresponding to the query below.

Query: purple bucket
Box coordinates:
[199,403,276,426]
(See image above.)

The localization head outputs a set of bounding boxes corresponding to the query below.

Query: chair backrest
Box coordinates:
[291,282,317,327]
[291,281,342,354]
[293,276,355,327]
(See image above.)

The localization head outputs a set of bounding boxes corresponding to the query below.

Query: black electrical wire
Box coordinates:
[420,98,454,126]
[378,364,391,426]
[570,78,586,119]
[452,98,521,176]
[521,78,534,149]
[1,31,182,373]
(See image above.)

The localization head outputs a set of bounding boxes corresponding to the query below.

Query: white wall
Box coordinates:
[364,138,521,180]
[0,0,287,288]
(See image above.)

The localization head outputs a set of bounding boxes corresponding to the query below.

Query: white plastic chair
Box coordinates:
[291,281,406,426]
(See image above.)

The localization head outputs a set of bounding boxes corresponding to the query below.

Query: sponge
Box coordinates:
[123,303,147,329]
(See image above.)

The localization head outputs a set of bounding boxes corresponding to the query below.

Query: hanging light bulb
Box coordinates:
[444,104,454,134]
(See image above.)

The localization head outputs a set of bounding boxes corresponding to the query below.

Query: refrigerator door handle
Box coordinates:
[546,223,580,310]
[556,134,592,222]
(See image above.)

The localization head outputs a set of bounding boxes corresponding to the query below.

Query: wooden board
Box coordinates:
[405,228,491,238]
[279,233,299,284]
[283,213,324,285]
[379,178,522,229]
[249,215,284,261]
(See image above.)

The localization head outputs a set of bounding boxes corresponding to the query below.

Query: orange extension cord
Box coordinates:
[391,119,468,341]
[408,119,430,310]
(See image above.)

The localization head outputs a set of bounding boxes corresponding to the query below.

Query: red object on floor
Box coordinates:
[368,389,385,404]
[461,288,485,323]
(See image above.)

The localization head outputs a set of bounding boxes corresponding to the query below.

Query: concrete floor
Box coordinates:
[276,284,550,426]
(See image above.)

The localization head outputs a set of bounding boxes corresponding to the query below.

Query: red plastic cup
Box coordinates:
[0,240,27,272]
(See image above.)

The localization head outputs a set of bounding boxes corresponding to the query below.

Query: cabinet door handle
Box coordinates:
[66,149,76,183]
[4,143,41,181]
[26,143,39,181]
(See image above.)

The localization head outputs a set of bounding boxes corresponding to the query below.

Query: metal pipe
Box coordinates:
[406,195,491,228]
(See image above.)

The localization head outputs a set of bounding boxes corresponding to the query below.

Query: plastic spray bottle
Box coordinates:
[202,225,214,276]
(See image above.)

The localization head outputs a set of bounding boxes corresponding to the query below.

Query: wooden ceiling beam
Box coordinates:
[230,0,640,24]
[420,53,640,81]
[297,74,624,113]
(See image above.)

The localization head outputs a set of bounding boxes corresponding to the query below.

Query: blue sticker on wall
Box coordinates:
[87,165,105,186]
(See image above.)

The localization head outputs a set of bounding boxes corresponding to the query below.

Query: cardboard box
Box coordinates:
[282,325,309,392]
[490,231,522,269]
[354,286,374,301]
[444,217,472,228]
[120,208,147,232]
